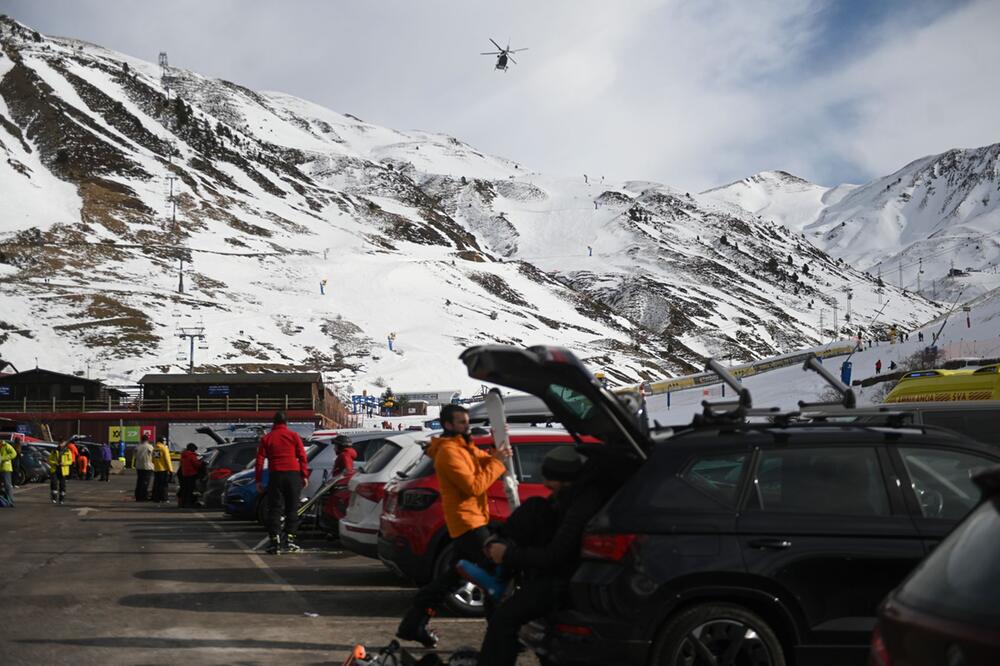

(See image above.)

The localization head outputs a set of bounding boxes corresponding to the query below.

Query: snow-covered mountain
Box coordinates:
[702,170,856,234]
[0,17,941,396]
[705,146,1000,301]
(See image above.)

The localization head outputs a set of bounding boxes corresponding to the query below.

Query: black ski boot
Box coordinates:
[396,609,439,648]
[51,491,58,504]
[282,533,302,553]
[265,534,281,555]
[58,492,65,505]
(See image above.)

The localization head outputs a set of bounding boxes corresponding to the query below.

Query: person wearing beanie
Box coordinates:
[466,445,628,666]
[331,435,357,477]
[178,443,203,508]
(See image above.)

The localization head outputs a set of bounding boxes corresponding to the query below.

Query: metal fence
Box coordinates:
[0,395,316,413]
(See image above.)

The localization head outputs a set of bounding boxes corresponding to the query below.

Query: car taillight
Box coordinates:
[555,623,593,637]
[209,467,232,480]
[399,488,439,511]
[356,482,386,503]
[581,533,637,561]
[869,625,891,666]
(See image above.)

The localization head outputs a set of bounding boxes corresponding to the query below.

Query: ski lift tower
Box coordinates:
[177,325,206,373]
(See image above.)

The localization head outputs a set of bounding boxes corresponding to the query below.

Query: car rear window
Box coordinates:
[747,447,890,516]
[361,442,402,474]
[232,446,257,468]
[403,455,434,478]
[354,438,389,462]
[306,443,327,462]
[896,498,1000,626]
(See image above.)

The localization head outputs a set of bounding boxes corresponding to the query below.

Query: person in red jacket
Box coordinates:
[332,435,357,478]
[178,443,203,508]
[256,411,309,554]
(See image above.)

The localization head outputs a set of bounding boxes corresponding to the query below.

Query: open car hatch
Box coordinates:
[459,345,649,459]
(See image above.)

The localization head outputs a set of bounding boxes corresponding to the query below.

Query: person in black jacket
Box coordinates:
[470,445,628,666]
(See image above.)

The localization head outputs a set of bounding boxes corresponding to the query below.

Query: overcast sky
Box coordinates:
[2,0,998,190]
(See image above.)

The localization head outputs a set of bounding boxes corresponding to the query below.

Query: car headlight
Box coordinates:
[231,477,255,487]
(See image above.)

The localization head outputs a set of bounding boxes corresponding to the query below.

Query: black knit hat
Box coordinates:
[332,435,353,448]
[541,446,583,482]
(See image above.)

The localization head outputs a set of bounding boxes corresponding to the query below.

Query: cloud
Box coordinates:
[1,0,995,190]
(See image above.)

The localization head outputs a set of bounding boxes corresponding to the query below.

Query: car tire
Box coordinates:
[650,603,785,666]
[14,466,27,486]
[433,541,487,618]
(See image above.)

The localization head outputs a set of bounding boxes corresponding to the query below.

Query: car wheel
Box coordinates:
[651,603,785,666]
[434,541,487,618]
[14,467,27,486]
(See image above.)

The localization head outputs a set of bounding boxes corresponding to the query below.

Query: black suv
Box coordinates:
[459,345,1000,666]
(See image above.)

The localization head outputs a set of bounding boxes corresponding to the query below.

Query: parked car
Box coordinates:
[224,431,393,523]
[871,465,1000,666]
[200,440,261,508]
[450,344,1000,666]
[378,428,597,616]
[338,432,424,557]
[813,400,1000,448]
[15,443,53,485]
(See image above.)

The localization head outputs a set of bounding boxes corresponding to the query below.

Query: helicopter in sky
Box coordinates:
[481,38,528,72]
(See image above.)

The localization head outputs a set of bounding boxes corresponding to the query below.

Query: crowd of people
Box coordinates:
[3,407,597,664]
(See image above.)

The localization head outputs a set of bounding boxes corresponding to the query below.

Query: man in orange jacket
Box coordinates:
[396,404,508,647]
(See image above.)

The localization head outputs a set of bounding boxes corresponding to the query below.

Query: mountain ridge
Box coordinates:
[0,17,942,395]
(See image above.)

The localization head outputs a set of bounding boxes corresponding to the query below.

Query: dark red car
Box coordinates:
[378,429,593,616]
[871,465,1000,666]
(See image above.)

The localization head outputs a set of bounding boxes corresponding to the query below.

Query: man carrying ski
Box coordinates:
[256,411,309,554]
[396,404,508,648]
[466,445,632,666]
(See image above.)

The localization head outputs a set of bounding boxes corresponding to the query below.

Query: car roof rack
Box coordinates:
[797,353,856,410]
[694,359,783,425]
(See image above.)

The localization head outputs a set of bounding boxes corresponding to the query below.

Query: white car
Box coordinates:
[339,432,425,557]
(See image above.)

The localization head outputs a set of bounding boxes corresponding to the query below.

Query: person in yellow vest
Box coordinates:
[151,437,172,503]
[1,438,17,507]
[49,441,74,504]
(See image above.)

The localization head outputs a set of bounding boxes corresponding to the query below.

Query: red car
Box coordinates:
[871,465,1000,666]
[378,428,595,616]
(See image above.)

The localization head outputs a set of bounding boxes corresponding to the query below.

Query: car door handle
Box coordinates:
[748,538,792,550]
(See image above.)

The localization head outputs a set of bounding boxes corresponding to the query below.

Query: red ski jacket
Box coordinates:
[256,424,309,483]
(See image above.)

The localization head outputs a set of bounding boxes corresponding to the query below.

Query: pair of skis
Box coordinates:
[484,388,520,510]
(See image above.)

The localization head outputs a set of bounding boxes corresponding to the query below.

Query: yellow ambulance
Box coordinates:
[885,364,1000,403]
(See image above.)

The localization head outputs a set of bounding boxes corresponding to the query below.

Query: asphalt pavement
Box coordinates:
[0,472,527,665]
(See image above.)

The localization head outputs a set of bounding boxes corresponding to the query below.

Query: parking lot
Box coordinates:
[1,473,506,665]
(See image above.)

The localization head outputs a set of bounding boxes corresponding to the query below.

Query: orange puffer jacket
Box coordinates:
[427,433,506,538]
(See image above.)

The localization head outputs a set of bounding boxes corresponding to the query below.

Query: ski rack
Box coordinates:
[799,405,915,428]
[797,353,857,410]
[697,358,782,424]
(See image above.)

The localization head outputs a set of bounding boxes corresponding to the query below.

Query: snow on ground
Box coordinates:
[647,293,1000,426]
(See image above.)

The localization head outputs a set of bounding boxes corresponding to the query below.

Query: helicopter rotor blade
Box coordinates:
[489,38,504,52]
[480,51,502,55]
[507,54,518,65]
[509,48,529,53]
